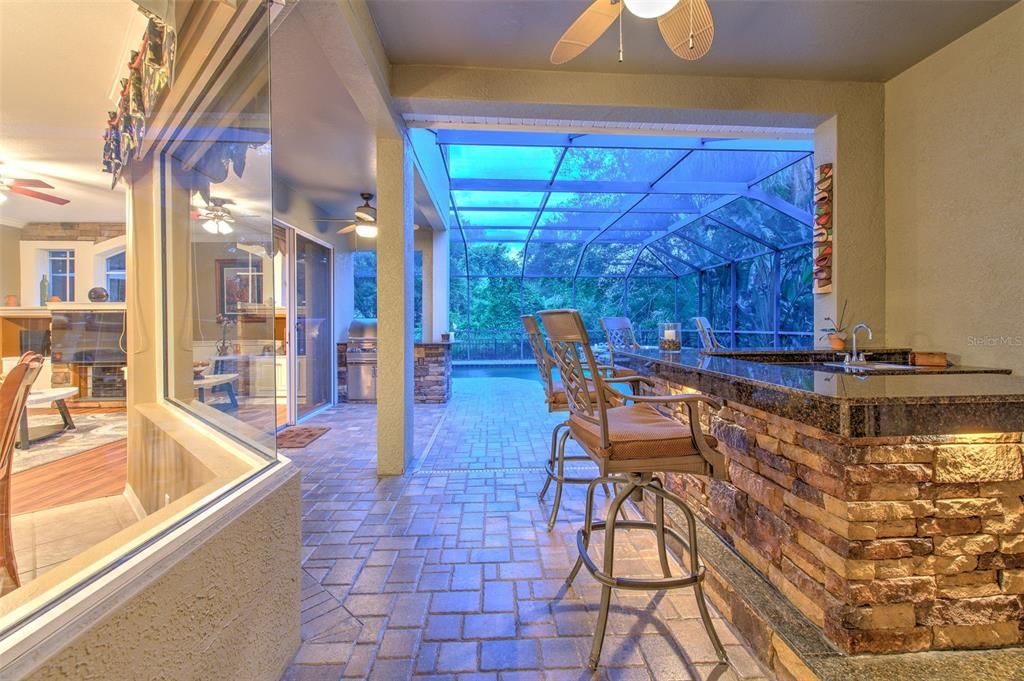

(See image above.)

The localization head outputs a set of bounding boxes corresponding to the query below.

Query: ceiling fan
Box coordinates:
[316,193,422,238]
[0,167,70,206]
[314,193,380,238]
[192,196,258,235]
[550,0,714,65]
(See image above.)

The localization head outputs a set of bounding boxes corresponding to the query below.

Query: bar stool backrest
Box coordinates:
[539,310,611,445]
[600,316,640,366]
[521,314,557,403]
[0,352,43,594]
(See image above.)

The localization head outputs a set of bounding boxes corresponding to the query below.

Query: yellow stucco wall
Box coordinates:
[884,2,1024,375]
[20,465,301,681]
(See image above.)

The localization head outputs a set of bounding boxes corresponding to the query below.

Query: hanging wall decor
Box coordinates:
[813,163,834,294]
[102,12,177,187]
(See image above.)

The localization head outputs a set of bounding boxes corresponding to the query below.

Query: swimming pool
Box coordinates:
[452,364,544,381]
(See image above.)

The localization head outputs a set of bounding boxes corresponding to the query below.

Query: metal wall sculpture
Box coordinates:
[813,163,834,294]
[102,13,176,187]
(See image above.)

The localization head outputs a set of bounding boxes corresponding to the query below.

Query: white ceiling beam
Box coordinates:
[434,129,814,153]
[449,179,749,195]
[297,0,403,138]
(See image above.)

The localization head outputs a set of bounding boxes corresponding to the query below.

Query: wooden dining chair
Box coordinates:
[539,309,728,670]
[0,352,44,594]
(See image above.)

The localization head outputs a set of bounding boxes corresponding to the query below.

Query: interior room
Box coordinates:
[1,1,1022,680]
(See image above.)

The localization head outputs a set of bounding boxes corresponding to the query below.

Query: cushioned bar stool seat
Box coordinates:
[539,308,729,671]
[522,314,642,530]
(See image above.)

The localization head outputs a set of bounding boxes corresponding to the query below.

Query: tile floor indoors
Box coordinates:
[281,375,773,681]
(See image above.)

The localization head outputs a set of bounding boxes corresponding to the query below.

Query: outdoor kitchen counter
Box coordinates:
[614,348,1023,438]
[613,347,1024,661]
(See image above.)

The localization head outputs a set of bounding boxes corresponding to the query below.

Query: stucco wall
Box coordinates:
[0,224,19,299]
[18,464,301,681]
[884,2,1024,375]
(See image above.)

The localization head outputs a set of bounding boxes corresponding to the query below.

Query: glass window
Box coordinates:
[451,190,546,209]
[105,251,127,302]
[557,147,682,183]
[48,249,75,301]
[457,210,536,228]
[351,250,423,340]
[447,144,562,180]
[545,192,636,211]
[661,149,810,185]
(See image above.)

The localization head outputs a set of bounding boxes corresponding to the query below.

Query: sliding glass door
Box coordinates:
[294,232,334,419]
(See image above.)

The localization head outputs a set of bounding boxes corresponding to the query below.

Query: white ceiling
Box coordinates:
[0,0,145,227]
[367,0,1018,82]
[271,8,378,223]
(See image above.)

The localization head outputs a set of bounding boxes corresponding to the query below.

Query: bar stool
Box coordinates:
[599,316,642,368]
[522,315,634,530]
[539,309,729,670]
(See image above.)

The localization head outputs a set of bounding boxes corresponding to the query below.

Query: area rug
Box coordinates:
[277,426,330,448]
[12,411,128,474]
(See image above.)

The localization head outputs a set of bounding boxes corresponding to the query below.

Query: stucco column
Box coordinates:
[431,226,449,342]
[375,135,415,475]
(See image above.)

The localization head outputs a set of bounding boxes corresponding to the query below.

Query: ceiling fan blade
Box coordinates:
[317,218,357,223]
[658,0,714,61]
[10,179,53,189]
[550,0,619,65]
[337,224,357,235]
[9,186,70,205]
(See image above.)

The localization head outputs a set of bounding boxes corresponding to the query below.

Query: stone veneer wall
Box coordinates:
[644,379,1024,656]
[337,343,451,403]
[20,222,126,242]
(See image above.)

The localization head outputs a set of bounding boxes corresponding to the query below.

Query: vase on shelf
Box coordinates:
[39,275,49,305]
[4,294,16,307]
[827,334,846,351]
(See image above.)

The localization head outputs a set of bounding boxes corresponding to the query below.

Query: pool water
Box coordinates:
[452,365,544,381]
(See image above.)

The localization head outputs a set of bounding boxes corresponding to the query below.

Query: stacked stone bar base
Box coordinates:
[336,342,451,403]
[641,379,1024,657]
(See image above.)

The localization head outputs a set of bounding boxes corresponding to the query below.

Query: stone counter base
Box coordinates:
[641,377,1024,656]
[337,343,451,404]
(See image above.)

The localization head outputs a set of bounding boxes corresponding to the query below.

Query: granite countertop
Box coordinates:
[616,348,1024,438]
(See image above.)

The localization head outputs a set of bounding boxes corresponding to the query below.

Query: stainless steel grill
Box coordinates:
[346,318,377,401]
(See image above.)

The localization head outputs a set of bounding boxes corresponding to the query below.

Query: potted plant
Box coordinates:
[819,300,849,351]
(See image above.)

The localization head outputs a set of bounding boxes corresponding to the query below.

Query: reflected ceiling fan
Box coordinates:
[550,0,714,65]
[192,196,258,235]
[0,166,70,206]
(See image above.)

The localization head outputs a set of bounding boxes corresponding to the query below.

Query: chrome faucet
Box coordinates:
[848,323,873,364]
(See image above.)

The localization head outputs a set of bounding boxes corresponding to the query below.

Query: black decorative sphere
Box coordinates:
[88,287,109,303]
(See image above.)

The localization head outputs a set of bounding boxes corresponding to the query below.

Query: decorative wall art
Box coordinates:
[813,163,834,294]
[102,12,177,187]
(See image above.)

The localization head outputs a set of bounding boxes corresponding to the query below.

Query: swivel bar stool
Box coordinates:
[538,309,729,670]
[522,314,635,530]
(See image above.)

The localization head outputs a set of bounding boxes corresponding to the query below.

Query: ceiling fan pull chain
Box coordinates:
[688,0,695,50]
[618,0,624,62]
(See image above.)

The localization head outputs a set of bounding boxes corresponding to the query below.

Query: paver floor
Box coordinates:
[281,376,773,681]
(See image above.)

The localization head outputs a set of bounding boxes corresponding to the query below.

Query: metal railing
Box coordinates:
[451,328,814,363]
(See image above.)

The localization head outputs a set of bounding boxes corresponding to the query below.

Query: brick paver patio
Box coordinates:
[281,376,773,681]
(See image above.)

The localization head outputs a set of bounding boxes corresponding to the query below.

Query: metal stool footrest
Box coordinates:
[566,473,729,670]
[574,521,704,590]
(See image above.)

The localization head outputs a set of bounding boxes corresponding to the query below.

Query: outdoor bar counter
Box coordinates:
[614,348,1024,672]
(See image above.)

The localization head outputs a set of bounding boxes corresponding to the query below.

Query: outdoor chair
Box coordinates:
[522,314,636,530]
[538,309,728,670]
[599,316,642,368]
[0,352,44,594]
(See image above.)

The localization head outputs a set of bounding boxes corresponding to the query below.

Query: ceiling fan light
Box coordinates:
[217,220,234,235]
[202,218,219,234]
[355,223,379,239]
[623,0,678,19]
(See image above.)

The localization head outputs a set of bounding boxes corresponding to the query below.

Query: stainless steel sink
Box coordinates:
[822,362,918,372]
